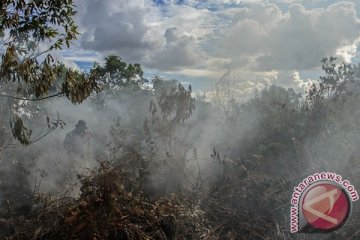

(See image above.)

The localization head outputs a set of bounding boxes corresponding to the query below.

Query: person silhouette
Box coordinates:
[63,120,90,158]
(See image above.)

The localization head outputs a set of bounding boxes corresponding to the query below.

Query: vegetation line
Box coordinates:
[0,92,63,101]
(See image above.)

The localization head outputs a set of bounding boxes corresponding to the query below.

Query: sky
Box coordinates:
[61,0,360,93]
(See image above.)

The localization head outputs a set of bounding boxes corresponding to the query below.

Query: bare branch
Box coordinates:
[0,92,63,101]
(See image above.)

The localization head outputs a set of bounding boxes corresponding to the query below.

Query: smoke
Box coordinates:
[0,81,327,193]
[0,90,152,200]
[1,69,360,240]
[28,91,151,193]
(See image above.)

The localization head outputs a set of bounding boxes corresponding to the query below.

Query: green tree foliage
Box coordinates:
[0,0,100,145]
[146,77,195,143]
[303,58,360,139]
[142,78,195,193]
[0,0,99,102]
[152,77,194,123]
[302,58,360,172]
[91,55,144,93]
[306,57,360,103]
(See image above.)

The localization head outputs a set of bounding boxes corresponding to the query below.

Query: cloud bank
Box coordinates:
[68,0,360,92]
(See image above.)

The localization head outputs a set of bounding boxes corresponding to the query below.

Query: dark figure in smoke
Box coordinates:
[63,120,91,158]
[61,120,91,192]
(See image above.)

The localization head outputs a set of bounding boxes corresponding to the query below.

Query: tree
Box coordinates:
[147,77,195,144]
[0,0,100,102]
[91,55,144,93]
[142,77,195,193]
[304,58,360,173]
[0,0,100,145]
[306,57,360,104]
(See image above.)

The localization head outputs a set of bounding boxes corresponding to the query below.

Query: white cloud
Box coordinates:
[79,0,155,61]
[219,2,360,71]
[273,70,315,92]
[65,0,360,93]
[144,27,201,70]
[75,0,221,72]
[336,38,360,63]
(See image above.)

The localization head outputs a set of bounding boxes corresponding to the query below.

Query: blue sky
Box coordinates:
[62,0,360,94]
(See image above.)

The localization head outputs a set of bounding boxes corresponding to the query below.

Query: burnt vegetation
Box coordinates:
[1,1,360,240]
